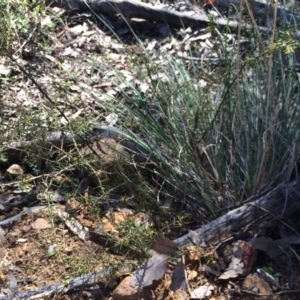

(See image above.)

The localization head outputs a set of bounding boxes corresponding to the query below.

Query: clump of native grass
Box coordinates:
[106,24,300,219]
[0,0,47,49]
[0,0,11,48]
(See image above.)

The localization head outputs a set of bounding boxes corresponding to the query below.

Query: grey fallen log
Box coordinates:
[174,179,300,248]
[0,268,112,300]
[1,127,158,164]
[50,0,300,32]
[1,131,84,163]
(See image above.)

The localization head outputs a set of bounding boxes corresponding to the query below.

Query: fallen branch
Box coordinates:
[51,0,299,31]
[174,179,300,247]
[0,268,112,300]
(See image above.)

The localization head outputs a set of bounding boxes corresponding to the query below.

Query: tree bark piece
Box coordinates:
[174,179,300,248]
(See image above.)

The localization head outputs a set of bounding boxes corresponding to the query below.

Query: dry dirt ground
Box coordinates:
[1,0,300,299]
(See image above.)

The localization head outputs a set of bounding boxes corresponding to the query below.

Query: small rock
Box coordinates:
[5,164,24,179]
[112,276,140,300]
[65,247,73,255]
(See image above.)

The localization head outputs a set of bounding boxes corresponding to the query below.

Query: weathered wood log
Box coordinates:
[0,268,112,300]
[50,0,299,30]
[1,127,155,165]
[174,179,300,248]
[1,131,84,164]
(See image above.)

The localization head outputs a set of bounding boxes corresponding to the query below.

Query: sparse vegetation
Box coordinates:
[1,0,300,298]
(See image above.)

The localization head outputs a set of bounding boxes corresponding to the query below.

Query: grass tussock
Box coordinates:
[106,31,300,218]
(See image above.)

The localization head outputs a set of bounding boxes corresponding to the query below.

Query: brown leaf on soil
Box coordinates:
[152,236,178,255]
[238,240,257,274]
[102,217,118,233]
[111,211,134,226]
[31,218,51,229]
[113,276,140,300]
[187,269,198,280]
[243,273,272,294]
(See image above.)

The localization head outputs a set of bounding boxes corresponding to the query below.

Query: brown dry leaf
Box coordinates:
[64,247,73,255]
[187,270,198,280]
[22,225,31,232]
[31,218,51,229]
[238,240,257,274]
[113,276,139,300]
[153,236,178,255]
[102,218,118,233]
[111,211,133,226]
[243,273,272,294]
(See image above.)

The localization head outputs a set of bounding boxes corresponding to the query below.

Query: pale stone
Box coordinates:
[112,276,140,300]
